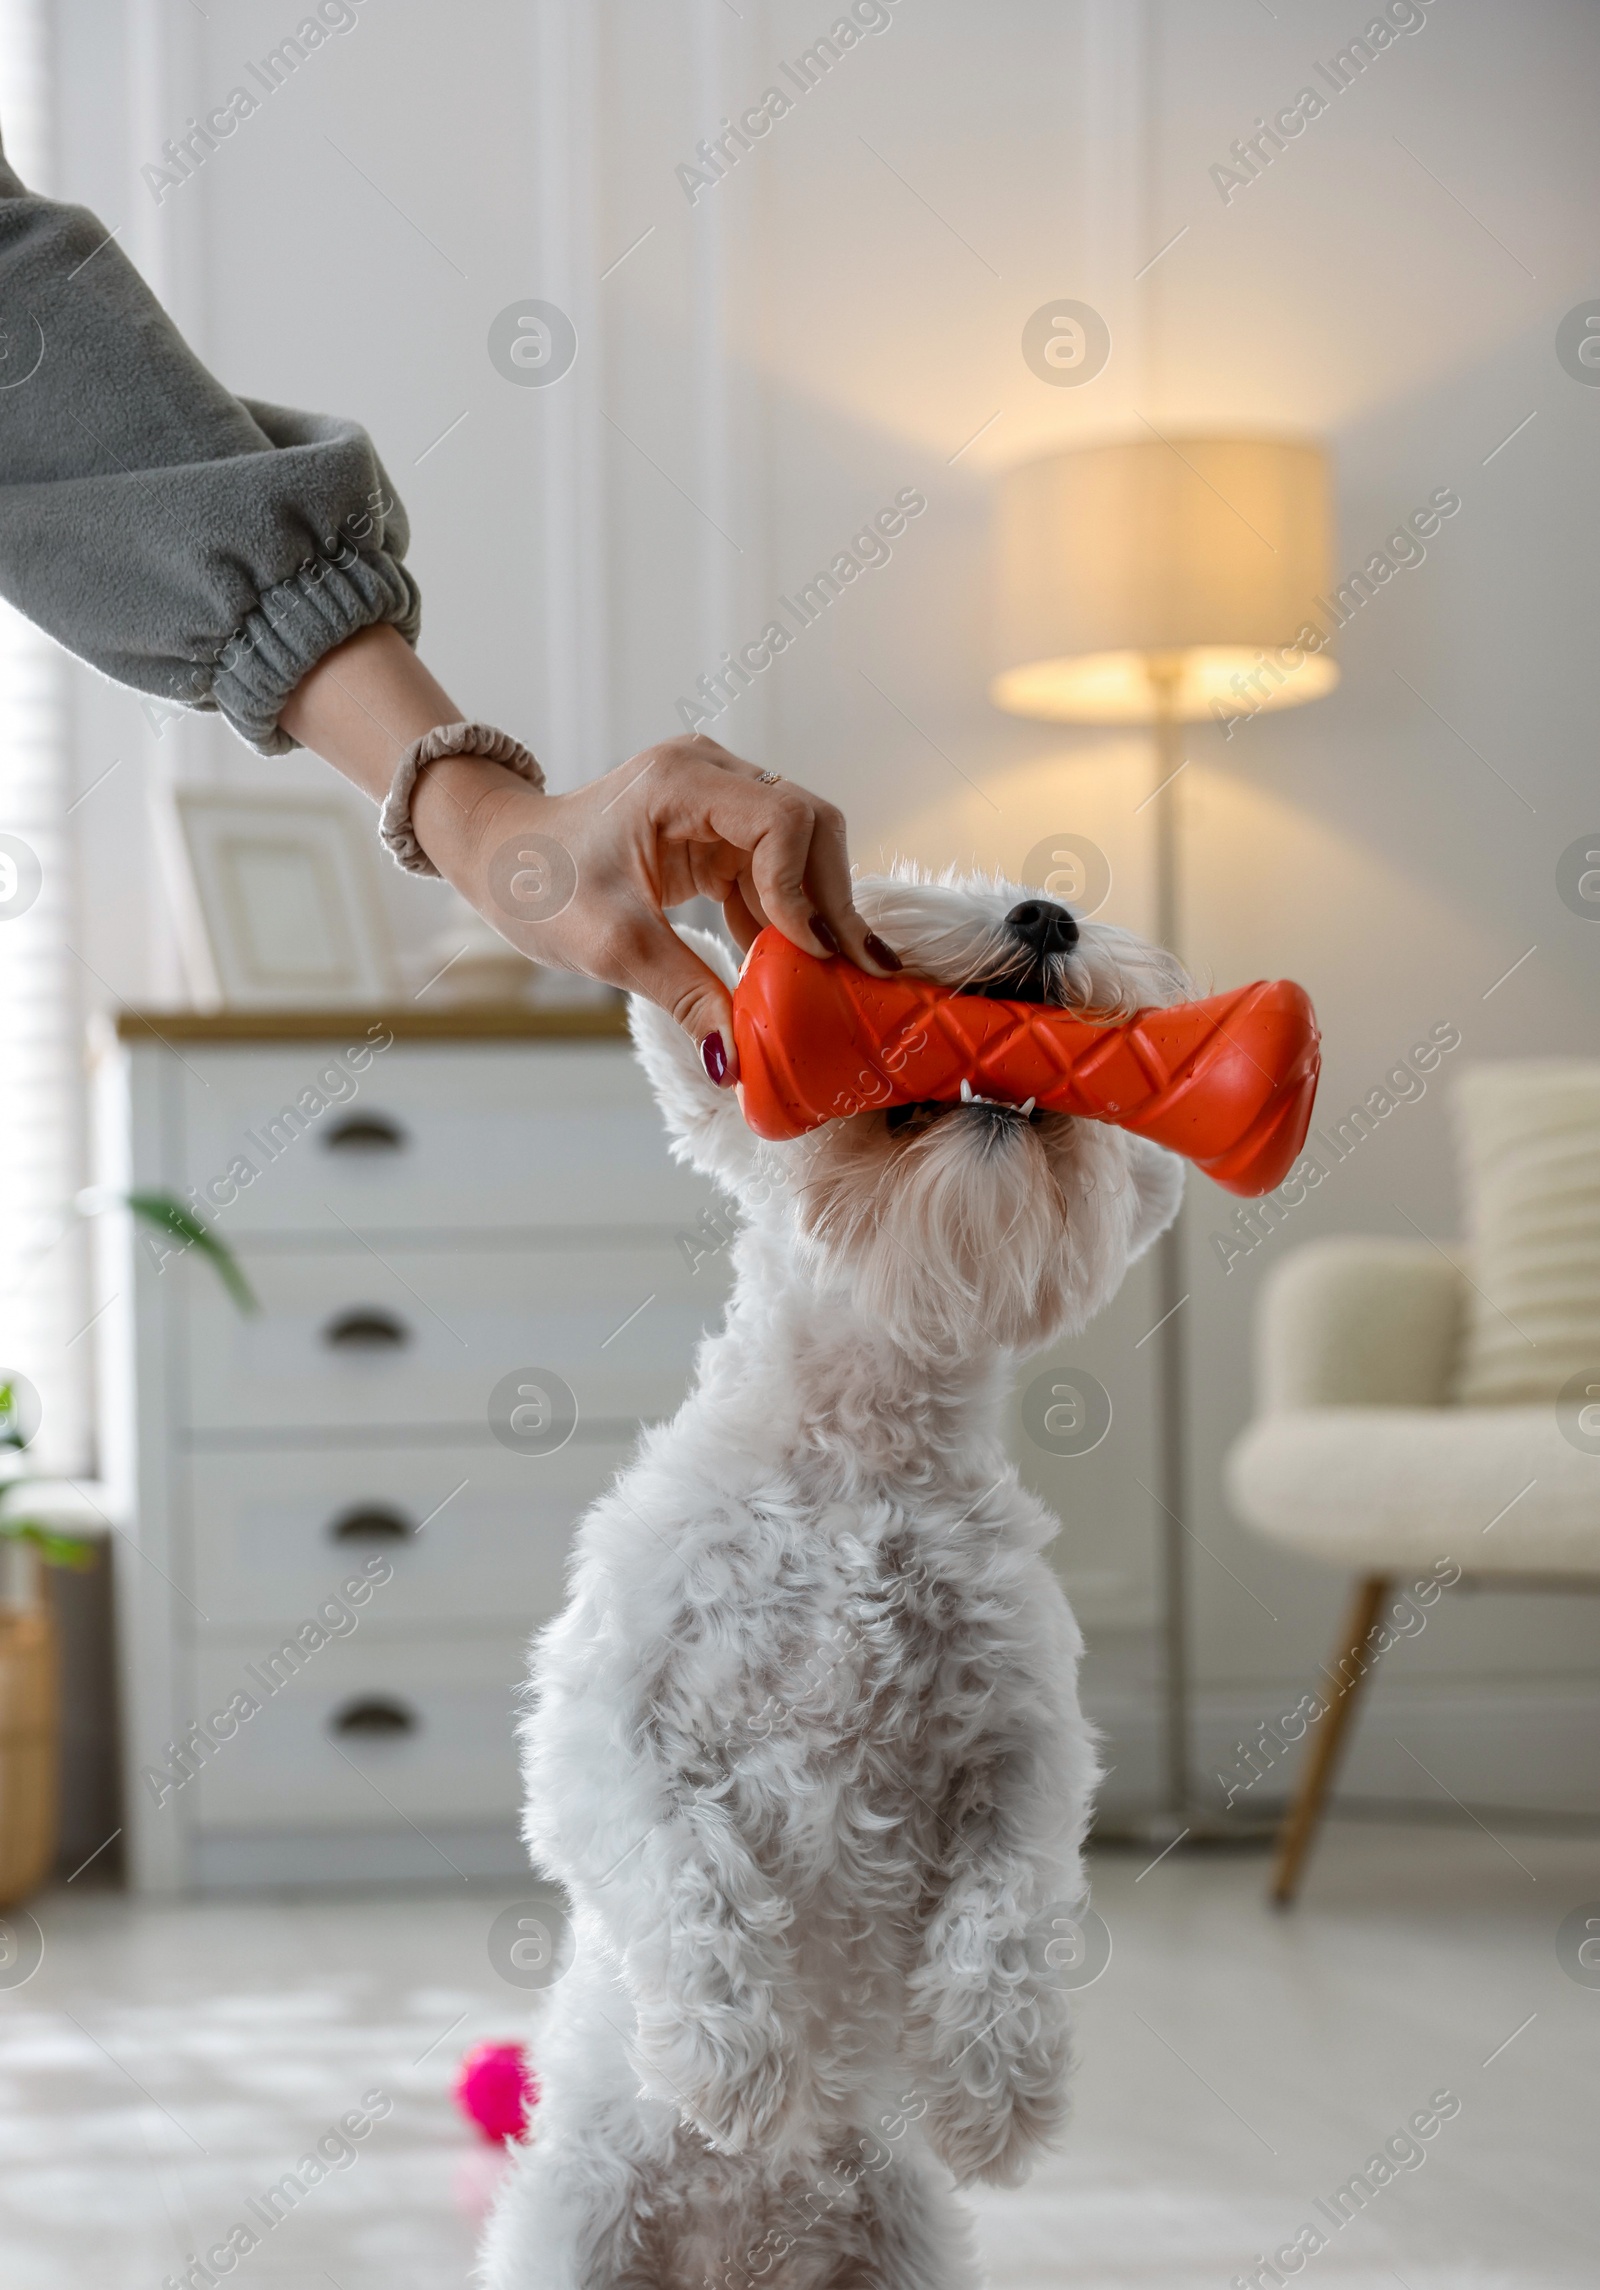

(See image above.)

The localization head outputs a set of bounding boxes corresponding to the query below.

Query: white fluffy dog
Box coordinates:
[483,869,1188,2290]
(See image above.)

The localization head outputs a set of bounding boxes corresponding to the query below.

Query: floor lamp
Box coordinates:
[988,435,1337,1839]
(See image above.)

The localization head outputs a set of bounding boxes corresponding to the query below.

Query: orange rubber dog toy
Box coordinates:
[731,930,1320,1197]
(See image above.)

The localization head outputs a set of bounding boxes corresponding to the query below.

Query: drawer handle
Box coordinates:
[322,1307,410,1351]
[331,1696,417,1738]
[323,1112,408,1154]
[329,1505,415,1545]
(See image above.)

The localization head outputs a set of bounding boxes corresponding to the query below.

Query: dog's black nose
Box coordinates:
[1004,899,1079,956]
[960,897,1082,1003]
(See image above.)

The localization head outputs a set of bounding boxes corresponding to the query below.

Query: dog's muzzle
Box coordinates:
[964,898,1081,1007]
[884,1088,1042,1137]
[886,901,1080,1134]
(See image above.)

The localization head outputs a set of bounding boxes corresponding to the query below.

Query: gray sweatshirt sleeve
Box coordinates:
[0,143,420,754]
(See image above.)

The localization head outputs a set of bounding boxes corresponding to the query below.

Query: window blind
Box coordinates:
[0,0,92,1476]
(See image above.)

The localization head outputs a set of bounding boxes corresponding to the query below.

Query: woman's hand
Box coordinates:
[433,737,901,1083]
[279,627,898,1083]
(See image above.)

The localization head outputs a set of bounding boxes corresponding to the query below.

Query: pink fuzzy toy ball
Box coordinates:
[455,2040,540,2144]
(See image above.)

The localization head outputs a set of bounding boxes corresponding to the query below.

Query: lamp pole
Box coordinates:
[1146,661,1194,1836]
[1142,664,1273,1848]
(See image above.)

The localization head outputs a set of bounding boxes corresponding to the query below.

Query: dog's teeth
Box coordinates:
[959,1078,973,1103]
[1020,1098,1036,1116]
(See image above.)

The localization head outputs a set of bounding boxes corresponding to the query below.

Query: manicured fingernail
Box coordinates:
[809,915,841,956]
[700,1030,729,1086]
[863,931,903,971]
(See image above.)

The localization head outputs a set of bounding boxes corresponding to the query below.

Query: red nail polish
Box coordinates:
[863,932,903,971]
[701,1030,729,1085]
[809,915,841,956]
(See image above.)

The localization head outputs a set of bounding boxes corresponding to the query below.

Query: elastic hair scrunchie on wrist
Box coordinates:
[379,720,545,877]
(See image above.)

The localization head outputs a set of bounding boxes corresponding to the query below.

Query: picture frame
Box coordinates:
[173,791,399,1008]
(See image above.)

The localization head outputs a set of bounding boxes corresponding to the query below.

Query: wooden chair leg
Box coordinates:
[1270,1573,1391,1908]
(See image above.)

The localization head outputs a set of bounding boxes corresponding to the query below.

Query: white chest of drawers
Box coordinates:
[98,1005,730,1893]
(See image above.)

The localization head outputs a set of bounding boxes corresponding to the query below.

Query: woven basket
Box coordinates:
[0,1595,58,1908]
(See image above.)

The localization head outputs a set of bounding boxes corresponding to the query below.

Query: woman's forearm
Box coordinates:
[277,621,521,884]
[277,620,463,799]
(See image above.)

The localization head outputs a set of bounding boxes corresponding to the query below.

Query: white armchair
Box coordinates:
[1226,1236,1600,1903]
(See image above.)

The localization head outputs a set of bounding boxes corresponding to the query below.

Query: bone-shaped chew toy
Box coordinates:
[731,929,1320,1197]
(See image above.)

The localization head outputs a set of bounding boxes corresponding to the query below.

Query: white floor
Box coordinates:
[1,1820,1595,2288]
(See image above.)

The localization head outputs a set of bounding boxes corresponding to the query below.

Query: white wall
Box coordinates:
[55,0,1600,1815]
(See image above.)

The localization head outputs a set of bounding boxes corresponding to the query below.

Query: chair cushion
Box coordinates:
[1227,1407,1600,1575]
[1255,1237,1462,1412]
[1452,1061,1600,1405]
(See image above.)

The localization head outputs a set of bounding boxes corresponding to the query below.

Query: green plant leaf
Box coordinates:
[0,1380,32,1453]
[0,1519,97,1571]
[126,1192,258,1314]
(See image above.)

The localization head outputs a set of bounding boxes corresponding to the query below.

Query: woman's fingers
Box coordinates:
[585,904,740,1084]
[788,796,901,975]
[646,751,901,973]
[737,790,900,973]
[683,734,760,773]
[722,881,764,953]
[717,780,831,955]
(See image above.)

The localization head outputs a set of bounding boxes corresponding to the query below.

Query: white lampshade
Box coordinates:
[989,435,1339,724]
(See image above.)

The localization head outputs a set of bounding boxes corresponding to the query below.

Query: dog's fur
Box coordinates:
[483,868,1187,2290]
